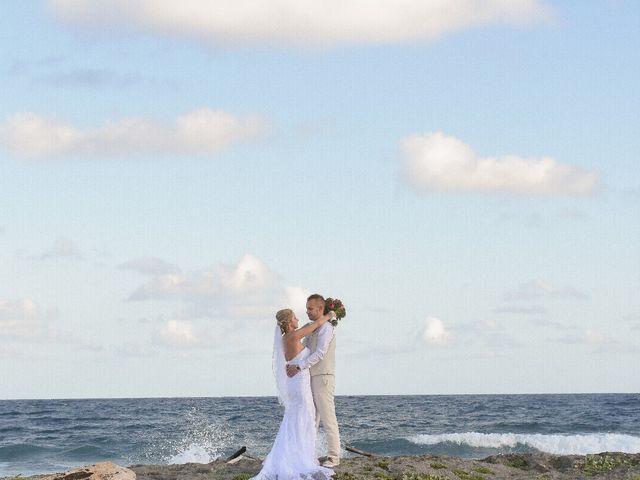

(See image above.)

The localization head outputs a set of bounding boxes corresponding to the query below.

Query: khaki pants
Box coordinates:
[311,374,341,460]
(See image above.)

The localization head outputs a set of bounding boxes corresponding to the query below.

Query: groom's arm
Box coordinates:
[297,323,334,371]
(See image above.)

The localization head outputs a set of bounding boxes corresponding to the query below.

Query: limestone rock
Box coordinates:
[45,462,136,480]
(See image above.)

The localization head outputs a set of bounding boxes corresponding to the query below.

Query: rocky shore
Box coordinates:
[4,453,640,480]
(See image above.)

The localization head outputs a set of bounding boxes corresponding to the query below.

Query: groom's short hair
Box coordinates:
[307,294,325,306]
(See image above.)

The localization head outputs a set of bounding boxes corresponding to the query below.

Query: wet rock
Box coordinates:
[44,462,135,480]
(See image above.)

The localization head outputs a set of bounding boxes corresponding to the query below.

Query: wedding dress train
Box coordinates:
[251,346,334,480]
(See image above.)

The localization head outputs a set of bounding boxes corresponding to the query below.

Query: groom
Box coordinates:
[286,293,341,467]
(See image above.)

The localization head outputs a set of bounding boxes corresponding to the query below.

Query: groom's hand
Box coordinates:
[286,364,300,377]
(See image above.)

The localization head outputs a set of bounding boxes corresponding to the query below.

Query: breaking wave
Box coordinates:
[407,432,640,455]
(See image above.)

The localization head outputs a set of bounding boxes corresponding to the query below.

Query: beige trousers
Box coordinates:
[311,374,341,460]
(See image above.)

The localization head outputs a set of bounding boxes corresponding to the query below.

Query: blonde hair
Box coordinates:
[276,309,294,334]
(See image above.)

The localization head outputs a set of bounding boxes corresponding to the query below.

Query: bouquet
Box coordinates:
[324,297,346,326]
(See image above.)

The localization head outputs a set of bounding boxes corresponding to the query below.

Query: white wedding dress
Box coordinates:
[251,339,334,480]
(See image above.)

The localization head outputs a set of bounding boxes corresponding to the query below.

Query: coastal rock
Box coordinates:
[44,462,135,480]
[11,454,640,480]
[128,453,640,480]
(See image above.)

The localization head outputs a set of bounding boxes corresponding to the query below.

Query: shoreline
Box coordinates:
[4,452,640,480]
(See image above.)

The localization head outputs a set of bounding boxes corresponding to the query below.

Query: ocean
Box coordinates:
[1,394,639,477]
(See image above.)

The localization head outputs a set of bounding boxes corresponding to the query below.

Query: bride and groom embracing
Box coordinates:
[251,294,342,480]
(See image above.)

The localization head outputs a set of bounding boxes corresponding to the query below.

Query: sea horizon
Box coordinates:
[3,391,639,402]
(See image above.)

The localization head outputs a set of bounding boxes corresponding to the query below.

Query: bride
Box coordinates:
[251,308,336,480]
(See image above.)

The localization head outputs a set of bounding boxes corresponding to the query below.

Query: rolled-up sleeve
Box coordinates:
[299,323,334,370]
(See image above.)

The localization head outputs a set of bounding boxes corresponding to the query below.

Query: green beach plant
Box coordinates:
[472,466,493,474]
[506,457,529,470]
[336,472,360,480]
[452,469,484,480]
[374,471,394,480]
[401,473,449,480]
[581,454,627,475]
[231,474,253,480]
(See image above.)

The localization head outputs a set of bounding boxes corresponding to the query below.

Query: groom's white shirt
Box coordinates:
[299,322,334,371]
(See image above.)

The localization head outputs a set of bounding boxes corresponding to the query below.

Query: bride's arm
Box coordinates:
[290,312,334,341]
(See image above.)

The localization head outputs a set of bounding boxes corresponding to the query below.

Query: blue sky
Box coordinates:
[1,1,639,399]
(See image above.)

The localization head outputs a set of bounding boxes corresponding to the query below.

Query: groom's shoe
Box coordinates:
[321,457,340,468]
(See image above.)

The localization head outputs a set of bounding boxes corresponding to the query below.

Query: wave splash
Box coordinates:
[167,432,640,465]
[169,444,213,464]
[407,432,640,455]
[157,407,233,465]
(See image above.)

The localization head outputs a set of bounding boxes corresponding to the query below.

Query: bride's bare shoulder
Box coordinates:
[282,332,297,343]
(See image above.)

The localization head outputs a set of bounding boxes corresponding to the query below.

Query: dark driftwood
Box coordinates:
[226,446,247,462]
[345,445,374,457]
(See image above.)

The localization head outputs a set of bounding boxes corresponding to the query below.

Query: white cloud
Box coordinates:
[125,253,307,320]
[158,319,199,346]
[584,329,614,345]
[558,330,602,345]
[127,272,202,301]
[0,113,81,159]
[219,254,278,294]
[37,236,81,260]
[48,0,552,48]
[0,299,100,355]
[401,132,600,196]
[0,108,264,159]
[451,319,524,353]
[119,256,181,276]
[0,298,56,339]
[558,329,636,353]
[504,279,589,301]
[423,316,451,345]
[285,286,312,320]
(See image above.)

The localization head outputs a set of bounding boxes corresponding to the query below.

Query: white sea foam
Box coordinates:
[162,407,234,465]
[169,443,212,464]
[407,432,640,455]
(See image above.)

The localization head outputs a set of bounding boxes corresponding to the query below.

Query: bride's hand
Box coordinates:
[293,312,333,340]
[320,311,335,324]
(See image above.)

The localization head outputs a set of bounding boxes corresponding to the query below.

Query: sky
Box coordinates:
[1,0,639,400]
